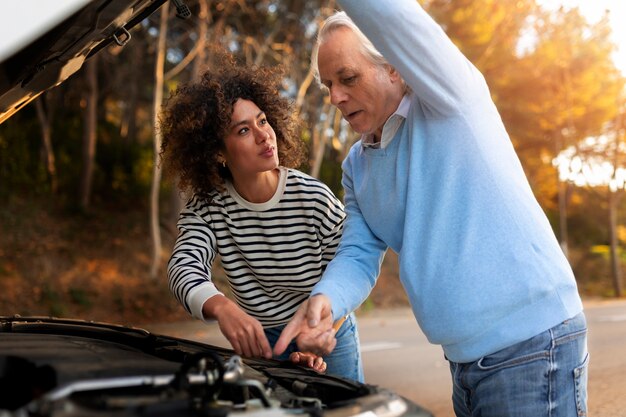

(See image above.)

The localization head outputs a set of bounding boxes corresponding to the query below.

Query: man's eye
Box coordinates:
[342,76,356,84]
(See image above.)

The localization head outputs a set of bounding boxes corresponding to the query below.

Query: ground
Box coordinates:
[0,195,408,326]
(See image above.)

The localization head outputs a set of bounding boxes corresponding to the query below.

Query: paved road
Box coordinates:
[147,299,626,417]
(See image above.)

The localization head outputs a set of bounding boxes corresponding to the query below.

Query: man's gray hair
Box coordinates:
[311,11,389,85]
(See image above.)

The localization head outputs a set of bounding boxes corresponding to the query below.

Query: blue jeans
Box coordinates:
[265,312,364,382]
[448,312,588,417]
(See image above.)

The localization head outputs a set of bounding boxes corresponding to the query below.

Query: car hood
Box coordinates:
[0,316,433,417]
[0,0,168,124]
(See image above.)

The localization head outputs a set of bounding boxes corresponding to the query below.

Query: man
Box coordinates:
[274,0,588,416]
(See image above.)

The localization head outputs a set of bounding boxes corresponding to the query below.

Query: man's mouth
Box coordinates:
[344,110,362,121]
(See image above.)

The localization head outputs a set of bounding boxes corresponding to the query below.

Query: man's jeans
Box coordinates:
[265,312,364,382]
[448,312,588,417]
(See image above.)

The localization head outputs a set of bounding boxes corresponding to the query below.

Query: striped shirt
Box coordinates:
[168,167,345,328]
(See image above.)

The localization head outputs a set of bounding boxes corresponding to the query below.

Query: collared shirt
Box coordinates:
[361,94,412,149]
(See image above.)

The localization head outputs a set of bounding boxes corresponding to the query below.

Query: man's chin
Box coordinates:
[347,122,368,135]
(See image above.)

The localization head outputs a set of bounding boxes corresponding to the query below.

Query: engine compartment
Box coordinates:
[0,318,391,417]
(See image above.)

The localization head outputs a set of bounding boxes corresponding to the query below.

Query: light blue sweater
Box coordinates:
[312,0,583,362]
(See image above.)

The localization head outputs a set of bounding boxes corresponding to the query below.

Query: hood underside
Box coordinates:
[0,0,168,124]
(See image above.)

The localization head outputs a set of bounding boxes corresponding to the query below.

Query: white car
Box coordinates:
[0,1,433,416]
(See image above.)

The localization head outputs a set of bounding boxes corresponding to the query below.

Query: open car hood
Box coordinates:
[0,0,168,124]
[0,316,433,416]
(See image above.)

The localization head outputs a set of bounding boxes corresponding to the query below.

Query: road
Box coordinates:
[147,299,626,417]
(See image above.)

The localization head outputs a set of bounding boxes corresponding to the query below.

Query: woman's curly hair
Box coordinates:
[159,52,305,198]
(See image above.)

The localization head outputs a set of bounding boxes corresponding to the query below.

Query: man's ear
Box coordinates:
[387,65,401,83]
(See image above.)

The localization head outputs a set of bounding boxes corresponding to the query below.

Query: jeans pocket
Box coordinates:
[476,349,549,371]
[574,352,589,417]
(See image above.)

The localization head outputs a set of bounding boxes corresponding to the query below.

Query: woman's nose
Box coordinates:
[255,127,270,143]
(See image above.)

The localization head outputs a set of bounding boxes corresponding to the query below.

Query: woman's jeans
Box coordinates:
[265,312,364,382]
[448,312,588,417]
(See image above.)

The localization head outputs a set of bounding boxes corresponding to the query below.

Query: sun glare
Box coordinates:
[538,0,626,75]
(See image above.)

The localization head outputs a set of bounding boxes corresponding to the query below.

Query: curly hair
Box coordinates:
[159,52,305,198]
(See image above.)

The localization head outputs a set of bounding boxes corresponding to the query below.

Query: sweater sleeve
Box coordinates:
[312,149,388,320]
[338,0,487,116]
[167,201,223,323]
[317,185,346,264]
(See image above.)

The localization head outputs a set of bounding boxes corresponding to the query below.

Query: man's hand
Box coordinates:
[203,296,273,359]
[273,294,337,356]
[289,352,327,374]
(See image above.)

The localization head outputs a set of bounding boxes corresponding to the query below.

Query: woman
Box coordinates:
[159,53,364,382]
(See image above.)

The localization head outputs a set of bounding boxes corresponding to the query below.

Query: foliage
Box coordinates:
[2,0,626,321]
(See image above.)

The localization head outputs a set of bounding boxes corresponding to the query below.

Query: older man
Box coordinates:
[275,0,588,416]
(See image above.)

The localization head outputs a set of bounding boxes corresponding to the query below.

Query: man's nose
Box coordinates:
[329,86,348,106]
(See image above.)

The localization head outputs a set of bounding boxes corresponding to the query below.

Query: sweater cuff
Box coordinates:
[188,284,223,324]
[311,285,348,322]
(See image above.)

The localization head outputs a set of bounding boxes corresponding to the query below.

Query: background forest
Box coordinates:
[1,0,625,325]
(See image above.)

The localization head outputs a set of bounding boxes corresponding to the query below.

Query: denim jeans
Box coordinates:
[265,312,364,382]
[448,312,588,417]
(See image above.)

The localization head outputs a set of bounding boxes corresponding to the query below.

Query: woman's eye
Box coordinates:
[238,127,249,135]
[260,118,267,125]
[343,76,356,84]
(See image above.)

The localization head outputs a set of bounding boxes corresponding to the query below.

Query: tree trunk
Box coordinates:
[167,0,210,235]
[608,189,623,297]
[35,95,58,194]
[120,43,140,143]
[79,56,98,210]
[149,4,169,279]
[554,131,569,258]
[310,103,333,179]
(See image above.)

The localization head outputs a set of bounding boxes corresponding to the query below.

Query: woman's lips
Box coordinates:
[260,145,275,157]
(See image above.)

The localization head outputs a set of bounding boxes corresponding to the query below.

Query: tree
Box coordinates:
[34,93,58,194]
[79,55,99,210]
[150,4,170,279]
[513,7,622,255]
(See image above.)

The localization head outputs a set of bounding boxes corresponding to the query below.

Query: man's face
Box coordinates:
[317,27,403,140]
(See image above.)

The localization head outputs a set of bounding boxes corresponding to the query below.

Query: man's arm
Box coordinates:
[274,158,388,356]
[311,152,388,321]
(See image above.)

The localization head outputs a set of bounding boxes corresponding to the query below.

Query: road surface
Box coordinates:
[147,299,626,417]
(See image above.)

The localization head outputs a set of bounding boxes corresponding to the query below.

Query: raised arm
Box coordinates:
[338,0,487,116]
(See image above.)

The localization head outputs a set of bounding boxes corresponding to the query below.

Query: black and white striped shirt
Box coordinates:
[168,167,345,328]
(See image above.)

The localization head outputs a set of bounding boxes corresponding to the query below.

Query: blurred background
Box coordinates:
[1,0,625,325]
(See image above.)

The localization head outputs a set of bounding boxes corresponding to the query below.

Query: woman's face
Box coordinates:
[220,99,279,179]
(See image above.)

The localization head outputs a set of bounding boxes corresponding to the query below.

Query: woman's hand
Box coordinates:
[289,351,327,374]
[202,295,273,359]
